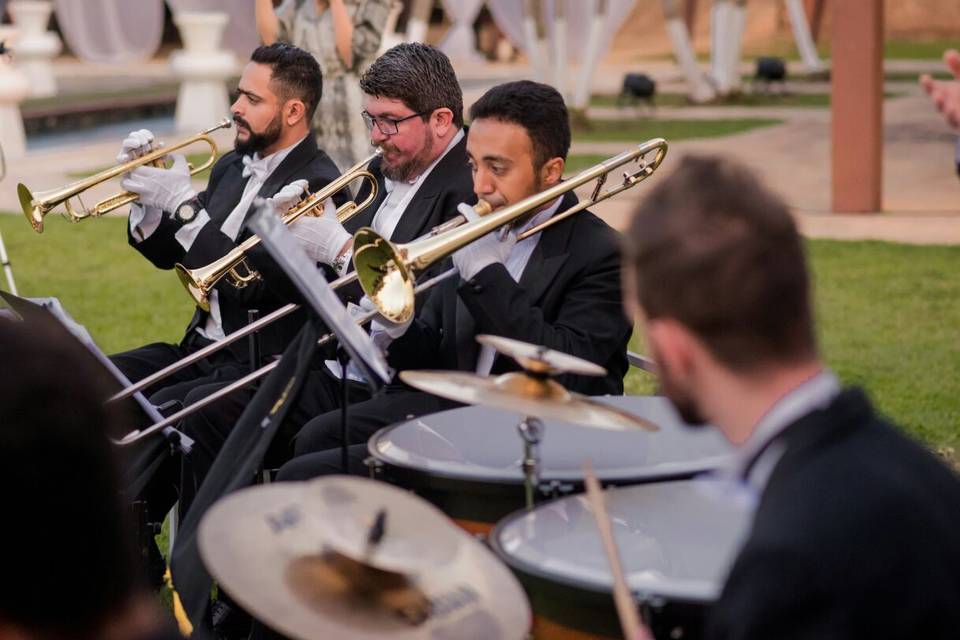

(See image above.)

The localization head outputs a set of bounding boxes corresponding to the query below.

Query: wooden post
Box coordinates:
[684,0,699,33]
[831,0,883,213]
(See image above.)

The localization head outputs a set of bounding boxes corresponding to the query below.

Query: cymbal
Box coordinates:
[476,334,607,377]
[199,476,531,640]
[399,370,658,432]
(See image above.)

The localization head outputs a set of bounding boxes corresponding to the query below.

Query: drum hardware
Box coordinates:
[365,456,385,478]
[18,119,232,233]
[517,416,544,510]
[354,139,668,324]
[176,150,381,311]
[198,476,532,640]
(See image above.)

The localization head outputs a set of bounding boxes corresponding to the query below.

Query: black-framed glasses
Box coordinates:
[361,110,430,136]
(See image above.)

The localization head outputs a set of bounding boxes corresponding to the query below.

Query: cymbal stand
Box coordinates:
[517,416,544,510]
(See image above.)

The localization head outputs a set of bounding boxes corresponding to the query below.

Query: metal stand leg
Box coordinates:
[247,309,261,372]
[517,416,544,511]
[0,229,17,295]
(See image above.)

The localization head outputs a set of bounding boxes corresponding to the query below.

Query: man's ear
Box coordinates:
[285,99,307,127]
[431,107,454,138]
[540,156,565,187]
[648,318,698,379]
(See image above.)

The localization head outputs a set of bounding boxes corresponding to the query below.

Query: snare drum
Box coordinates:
[490,479,751,639]
[367,396,734,534]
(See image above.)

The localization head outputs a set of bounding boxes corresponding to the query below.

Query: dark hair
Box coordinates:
[624,155,816,371]
[469,80,571,169]
[0,317,142,637]
[360,43,464,128]
[251,42,323,120]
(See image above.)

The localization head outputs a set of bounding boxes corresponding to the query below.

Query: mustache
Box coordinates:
[233,115,251,130]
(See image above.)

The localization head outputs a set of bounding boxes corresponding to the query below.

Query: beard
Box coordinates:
[379,127,434,182]
[233,112,283,156]
[650,341,709,428]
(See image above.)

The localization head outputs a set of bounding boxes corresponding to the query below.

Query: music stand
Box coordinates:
[246,202,392,472]
[0,291,193,453]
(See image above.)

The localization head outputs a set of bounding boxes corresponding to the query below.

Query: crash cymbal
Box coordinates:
[199,476,531,640]
[399,370,658,432]
[476,334,607,377]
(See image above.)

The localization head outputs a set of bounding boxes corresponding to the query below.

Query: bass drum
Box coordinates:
[367,396,734,534]
[490,479,751,639]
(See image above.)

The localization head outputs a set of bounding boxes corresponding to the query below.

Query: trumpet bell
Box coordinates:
[17,183,44,233]
[352,228,416,324]
[176,263,211,312]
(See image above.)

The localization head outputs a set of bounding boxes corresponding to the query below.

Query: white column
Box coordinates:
[0,36,30,159]
[785,0,825,74]
[7,1,61,98]
[663,0,715,103]
[170,11,236,134]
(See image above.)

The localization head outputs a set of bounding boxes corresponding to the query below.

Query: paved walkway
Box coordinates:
[1,57,958,245]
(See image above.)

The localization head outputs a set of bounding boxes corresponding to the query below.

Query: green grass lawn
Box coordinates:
[572,117,781,144]
[1,214,957,458]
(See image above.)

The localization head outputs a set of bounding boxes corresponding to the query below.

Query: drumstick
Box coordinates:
[582,459,653,640]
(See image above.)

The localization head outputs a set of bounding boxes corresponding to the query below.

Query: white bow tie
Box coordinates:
[242,155,269,182]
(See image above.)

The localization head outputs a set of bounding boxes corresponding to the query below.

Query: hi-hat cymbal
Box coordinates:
[476,334,607,377]
[199,476,531,640]
[399,370,658,432]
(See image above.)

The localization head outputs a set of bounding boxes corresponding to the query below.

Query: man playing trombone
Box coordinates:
[280,80,633,478]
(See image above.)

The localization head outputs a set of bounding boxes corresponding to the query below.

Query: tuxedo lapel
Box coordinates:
[206,158,248,224]
[235,136,318,229]
[517,192,577,305]
[454,286,478,371]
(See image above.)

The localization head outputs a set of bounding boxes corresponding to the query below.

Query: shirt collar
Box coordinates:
[242,134,307,180]
[516,196,563,238]
[726,369,841,489]
[383,127,464,194]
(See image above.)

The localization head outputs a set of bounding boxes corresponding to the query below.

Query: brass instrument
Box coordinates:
[176,150,381,312]
[353,138,668,324]
[113,267,457,445]
[17,119,232,233]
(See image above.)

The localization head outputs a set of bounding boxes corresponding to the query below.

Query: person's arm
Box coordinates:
[920,48,960,129]
[255,0,281,44]
[329,0,355,68]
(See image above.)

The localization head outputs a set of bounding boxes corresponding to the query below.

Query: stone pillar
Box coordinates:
[7,1,61,98]
[0,27,30,159]
[831,1,883,213]
[171,12,236,133]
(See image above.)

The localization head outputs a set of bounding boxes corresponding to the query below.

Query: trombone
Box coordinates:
[175,150,381,311]
[353,138,668,324]
[113,267,457,445]
[108,140,666,405]
[17,119,232,234]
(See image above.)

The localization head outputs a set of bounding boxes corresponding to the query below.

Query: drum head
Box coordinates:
[370,396,733,483]
[491,479,751,603]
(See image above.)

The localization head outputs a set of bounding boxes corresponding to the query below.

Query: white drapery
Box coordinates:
[438,0,484,61]
[51,0,257,64]
[487,0,635,66]
[53,0,165,63]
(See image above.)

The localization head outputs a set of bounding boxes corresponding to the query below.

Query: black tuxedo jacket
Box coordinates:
[128,136,347,360]
[386,190,632,396]
[708,388,960,639]
[333,132,476,306]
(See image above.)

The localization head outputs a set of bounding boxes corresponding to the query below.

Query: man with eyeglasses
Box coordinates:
[167,42,473,528]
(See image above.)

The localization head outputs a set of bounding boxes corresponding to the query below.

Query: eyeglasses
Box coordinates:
[361,110,431,136]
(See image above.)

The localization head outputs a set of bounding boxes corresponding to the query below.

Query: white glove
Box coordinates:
[265,179,309,216]
[451,203,517,280]
[120,153,196,213]
[289,200,352,266]
[360,296,412,340]
[117,129,156,163]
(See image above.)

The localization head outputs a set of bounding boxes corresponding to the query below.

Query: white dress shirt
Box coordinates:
[130,135,306,341]
[325,128,464,380]
[725,370,842,494]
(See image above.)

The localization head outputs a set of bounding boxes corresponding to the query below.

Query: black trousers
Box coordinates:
[175,367,370,520]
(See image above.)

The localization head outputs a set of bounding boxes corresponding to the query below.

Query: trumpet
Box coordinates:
[354,138,668,324]
[17,119,232,234]
[175,150,381,311]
